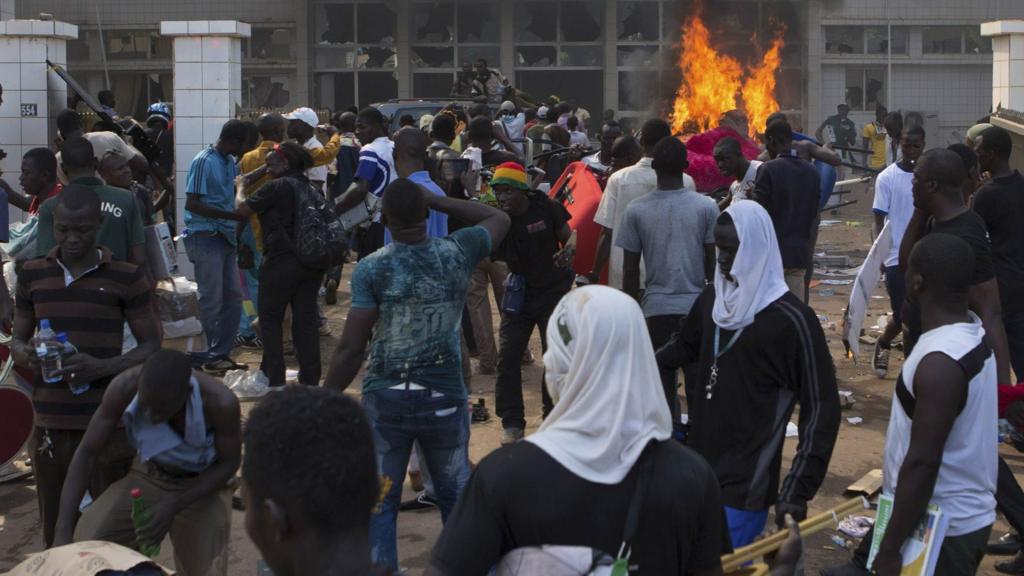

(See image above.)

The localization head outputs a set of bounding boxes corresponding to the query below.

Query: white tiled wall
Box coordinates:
[0,21,76,227]
[166,21,248,276]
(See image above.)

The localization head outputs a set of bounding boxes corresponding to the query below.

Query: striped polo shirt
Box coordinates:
[15,246,152,430]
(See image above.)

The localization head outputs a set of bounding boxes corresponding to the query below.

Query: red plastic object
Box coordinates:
[548,161,608,283]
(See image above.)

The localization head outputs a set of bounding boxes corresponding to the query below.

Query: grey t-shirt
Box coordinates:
[616,188,719,317]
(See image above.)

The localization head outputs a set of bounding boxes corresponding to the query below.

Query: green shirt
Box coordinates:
[35,177,146,262]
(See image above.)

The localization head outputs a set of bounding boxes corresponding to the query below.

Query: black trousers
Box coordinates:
[259,254,325,387]
[646,315,685,424]
[495,290,564,429]
[30,426,134,547]
[356,222,385,261]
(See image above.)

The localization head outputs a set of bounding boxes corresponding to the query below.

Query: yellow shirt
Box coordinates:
[862,122,887,170]
[237,133,344,250]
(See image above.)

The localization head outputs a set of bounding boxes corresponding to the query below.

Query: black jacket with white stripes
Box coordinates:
[657,288,841,511]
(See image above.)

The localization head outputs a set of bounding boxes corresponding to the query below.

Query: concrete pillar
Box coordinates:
[0,19,77,225]
[1,0,14,21]
[982,20,1024,112]
[604,0,618,118]
[396,0,410,99]
[160,20,250,276]
[804,1,823,134]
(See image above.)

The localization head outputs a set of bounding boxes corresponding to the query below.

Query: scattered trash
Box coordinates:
[818,288,836,297]
[838,516,875,539]
[820,279,854,286]
[839,390,856,408]
[224,369,270,399]
[846,221,864,228]
[830,534,852,549]
[819,220,841,227]
[786,422,799,437]
[847,417,863,426]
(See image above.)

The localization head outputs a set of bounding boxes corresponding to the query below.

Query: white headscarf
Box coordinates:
[527,286,672,485]
[712,201,790,331]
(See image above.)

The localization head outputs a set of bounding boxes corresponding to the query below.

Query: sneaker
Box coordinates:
[398,491,439,511]
[873,340,890,378]
[324,278,339,305]
[997,552,1024,575]
[234,334,264,350]
[500,427,524,445]
[991,533,1022,556]
[819,562,869,576]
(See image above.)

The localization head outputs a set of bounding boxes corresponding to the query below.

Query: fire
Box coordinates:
[742,32,786,139]
[669,5,785,138]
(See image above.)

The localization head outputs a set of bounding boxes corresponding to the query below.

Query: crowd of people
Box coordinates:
[2,75,1024,576]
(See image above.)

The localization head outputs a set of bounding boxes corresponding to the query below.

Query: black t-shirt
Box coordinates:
[494,192,574,294]
[973,171,1024,313]
[431,441,727,576]
[904,209,995,350]
[245,174,306,260]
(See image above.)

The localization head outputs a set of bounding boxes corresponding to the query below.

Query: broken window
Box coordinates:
[319,4,354,45]
[559,2,602,42]
[250,28,294,61]
[516,46,557,67]
[107,31,153,60]
[560,46,602,67]
[460,46,501,69]
[617,2,660,42]
[515,2,556,42]
[357,46,397,69]
[411,46,454,69]
[825,27,863,55]
[865,27,908,55]
[965,28,992,54]
[357,2,397,45]
[245,74,292,109]
[459,3,499,42]
[315,46,355,70]
[413,2,454,43]
[617,46,660,67]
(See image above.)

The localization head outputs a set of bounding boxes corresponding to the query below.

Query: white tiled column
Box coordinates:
[160,20,249,276]
[0,0,14,21]
[0,20,77,225]
[982,20,1024,112]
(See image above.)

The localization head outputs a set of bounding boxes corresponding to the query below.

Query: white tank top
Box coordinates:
[882,313,997,536]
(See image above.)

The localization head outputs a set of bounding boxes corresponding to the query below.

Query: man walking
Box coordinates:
[324,178,509,570]
[54,350,241,576]
[492,162,576,444]
[713,136,762,209]
[589,118,692,288]
[753,119,821,302]
[183,120,250,374]
[11,185,161,547]
[618,137,718,432]
[871,126,925,377]
[973,125,1024,380]
[657,201,840,548]
[334,107,396,260]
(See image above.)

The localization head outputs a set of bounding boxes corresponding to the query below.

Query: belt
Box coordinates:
[388,382,428,391]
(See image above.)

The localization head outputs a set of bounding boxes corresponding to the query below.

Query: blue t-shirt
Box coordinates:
[351,226,492,399]
[384,171,449,245]
[184,146,239,242]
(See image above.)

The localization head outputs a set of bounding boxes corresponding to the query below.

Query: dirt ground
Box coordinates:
[0,181,1020,575]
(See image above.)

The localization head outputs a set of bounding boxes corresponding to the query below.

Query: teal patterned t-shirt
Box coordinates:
[350,226,492,399]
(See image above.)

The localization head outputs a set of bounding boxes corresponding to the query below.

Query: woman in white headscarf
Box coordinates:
[656,200,840,550]
[428,286,726,576]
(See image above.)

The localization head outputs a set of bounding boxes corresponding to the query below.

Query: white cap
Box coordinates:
[538,105,549,117]
[500,100,515,112]
[284,107,318,129]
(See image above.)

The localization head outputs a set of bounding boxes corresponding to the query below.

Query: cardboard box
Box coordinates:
[145,222,179,279]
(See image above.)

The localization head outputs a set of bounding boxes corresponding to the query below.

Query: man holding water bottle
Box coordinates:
[10,184,161,547]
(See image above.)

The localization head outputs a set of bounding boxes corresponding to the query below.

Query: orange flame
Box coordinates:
[742,31,786,139]
[669,5,786,138]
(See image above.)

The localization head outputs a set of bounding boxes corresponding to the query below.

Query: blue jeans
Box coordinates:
[362,387,471,570]
[184,232,242,360]
[725,506,769,549]
[237,226,262,338]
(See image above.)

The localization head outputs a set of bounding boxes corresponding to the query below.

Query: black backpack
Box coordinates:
[285,177,348,269]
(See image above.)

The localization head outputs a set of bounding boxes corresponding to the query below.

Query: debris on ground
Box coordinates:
[846,417,863,425]
[838,516,875,539]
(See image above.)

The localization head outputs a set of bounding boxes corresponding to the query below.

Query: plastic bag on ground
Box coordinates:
[224,368,270,399]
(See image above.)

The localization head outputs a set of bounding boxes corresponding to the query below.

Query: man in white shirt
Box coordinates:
[713,136,762,209]
[335,107,396,260]
[871,125,924,378]
[497,101,526,155]
[873,233,996,576]
[587,119,695,289]
[285,107,329,194]
[567,116,588,148]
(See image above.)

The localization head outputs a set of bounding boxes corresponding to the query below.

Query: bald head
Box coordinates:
[256,113,287,142]
[394,126,428,172]
[918,148,966,197]
[137,349,195,423]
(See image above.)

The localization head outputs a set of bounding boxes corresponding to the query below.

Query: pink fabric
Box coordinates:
[683,127,761,193]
